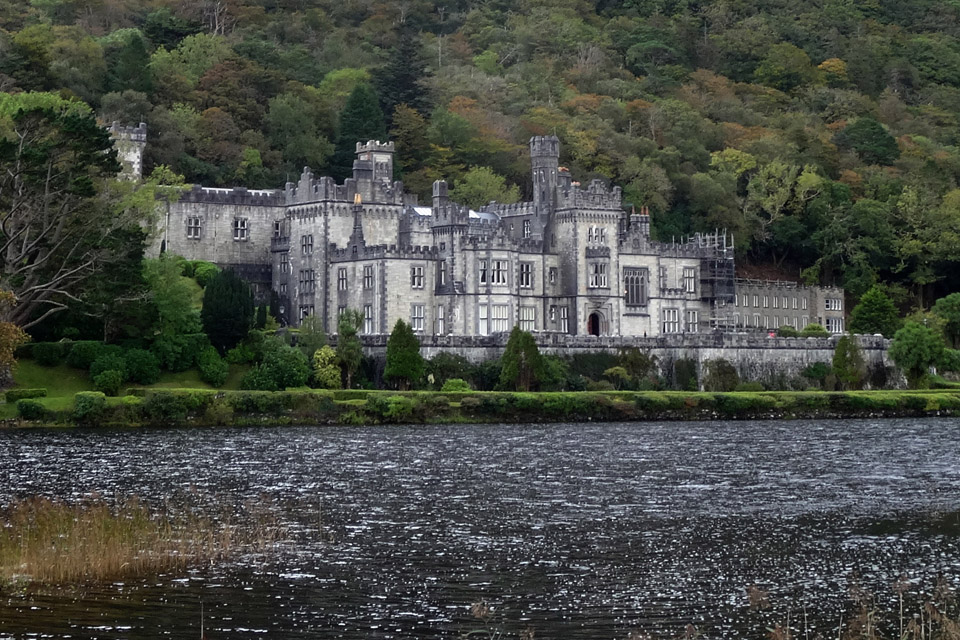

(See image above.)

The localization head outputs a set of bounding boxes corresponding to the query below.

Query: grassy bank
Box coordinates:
[0,497,281,585]
[3,388,960,428]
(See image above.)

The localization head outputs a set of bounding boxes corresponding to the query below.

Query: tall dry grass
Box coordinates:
[0,496,282,584]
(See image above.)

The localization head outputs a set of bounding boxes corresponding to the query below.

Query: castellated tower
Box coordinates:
[530,135,559,216]
[353,140,395,184]
[108,122,147,180]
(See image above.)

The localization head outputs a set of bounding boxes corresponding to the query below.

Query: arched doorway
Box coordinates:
[588,313,601,336]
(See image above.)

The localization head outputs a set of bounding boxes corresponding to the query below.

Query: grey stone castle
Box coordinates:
[138,133,844,338]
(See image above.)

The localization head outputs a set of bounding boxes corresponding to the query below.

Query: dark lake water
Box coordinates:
[1,419,959,639]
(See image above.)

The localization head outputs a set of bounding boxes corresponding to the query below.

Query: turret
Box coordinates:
[353,140,395,183]
[530,135,559,216]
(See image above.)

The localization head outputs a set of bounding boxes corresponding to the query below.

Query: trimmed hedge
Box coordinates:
[16,399,46,420]
[6,388,47,403]
[33,342,68,366]
[74,392,106,422]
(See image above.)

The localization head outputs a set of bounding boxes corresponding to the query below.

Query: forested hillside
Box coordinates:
[3,0,960,306]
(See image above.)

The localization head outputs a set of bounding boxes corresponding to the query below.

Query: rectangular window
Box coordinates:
[300,269,316,293]
[802,315,809,327]
[478,259,488,285]
[660,266,669,290]
[782,296,788,309]
[363,265,373,290]
[600,228,607,244]
[742,294,749,307]
[411,304,425,332]
[683,268,696,293]
[439,260,447,286]
[802,298,808,310]
[233,218,249,241]
[753,295,759,307]
[338,305,346,319]
[279,252,290,274]
[411,265,424,289]
[301,234,313,255]
[337,268,347,291]
[299,305,314,320]
[186,216,201,239]
[273,220,282,238]
[491,260,507,285]
[519,306,536,331]
[662,308,680,333]
[279,283,287,296]
[492,304,509,332]
[549,268,557,284]
[549,306,557,322]
[755,314,761,328]
[589,263,608,288]
[763,296,769,308]
[560,306,569,333]
[685,310,699,333]
[826,298,843,311]
[519,262,533,288]
[773,296,779,309]
[764,316,769,329]
[363,304,373,334]
[522,220,531,238]
[478,305,489,336]
[826,317,844,333]
[774,316,780,328]
[436,305,445,335]
[624,268,649,306]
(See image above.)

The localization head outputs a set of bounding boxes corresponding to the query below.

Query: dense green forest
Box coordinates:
[4,0,960,307]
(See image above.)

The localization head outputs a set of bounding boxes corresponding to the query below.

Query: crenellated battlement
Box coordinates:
[178,185,284,206]
[557,178,623,210]
[482,201,536,217]
[329,242,439,262]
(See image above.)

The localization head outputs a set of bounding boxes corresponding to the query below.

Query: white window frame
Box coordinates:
[589,262,608,288]
[492,304,509,332]
[279,252,290,274]
[662,308,680,334]
[337,268,347,291]
[411,304,425,332]
[522,220,531,238]
[685,310,699,333]
[624,268,648,306]
[363,265,373,290]
[519,262,533,288]
[186,216,201,239]
[478,259,488,285]
[363,304,374,334]
[411,265,424,289]
[233,218,249,241]
[560,306,569,333]
[683,268,696,294]
[519,306,535,331]
[491,260,507,285]
[301,234,313,255]
[436,305,445,335]
[478,305,489,336]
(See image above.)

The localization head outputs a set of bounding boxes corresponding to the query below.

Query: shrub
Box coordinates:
[240,366,279,391]
[74,392,106,422]
[192,261,219,287]
[734,381,766,392]
[243,340,310,391]
[801,362,831,382]
[777,325,800,337]
[90,353,128,380]
[151,333,210,372]
[801,323,830,338]
[198,346,229,387]
[6,388,47,402]
[312,345,341,389]
[66,341,104,369]
[142,391,211,423]
[93,370,124,396]
[124,349,161,385]
[586,379,615,391]
[702,359,740,392]
[16,399,46,420]
[226,342,259,364]
[440,378,471,392]
[33,342,66,366]
[673,358,698,391]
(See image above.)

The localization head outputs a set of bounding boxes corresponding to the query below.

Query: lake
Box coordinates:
[1,419,959,639]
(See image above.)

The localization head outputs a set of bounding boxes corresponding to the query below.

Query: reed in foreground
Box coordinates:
[0,496,281,584]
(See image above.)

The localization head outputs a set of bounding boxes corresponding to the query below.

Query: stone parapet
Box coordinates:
[179,185,284,206]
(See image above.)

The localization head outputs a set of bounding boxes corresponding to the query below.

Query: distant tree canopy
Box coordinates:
[6,0,960,301]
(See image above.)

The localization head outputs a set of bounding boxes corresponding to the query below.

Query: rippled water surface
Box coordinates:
[1,419,960,639]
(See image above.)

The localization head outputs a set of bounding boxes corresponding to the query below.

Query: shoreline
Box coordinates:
[4,388,960,428]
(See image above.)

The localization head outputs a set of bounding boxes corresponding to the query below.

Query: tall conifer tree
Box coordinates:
[201,270,255,353]
[331,84,386,181]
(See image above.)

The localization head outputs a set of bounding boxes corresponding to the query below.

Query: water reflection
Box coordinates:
[1,419,959,638]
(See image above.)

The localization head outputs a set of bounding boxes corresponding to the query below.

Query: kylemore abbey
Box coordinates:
[111,124,845,339]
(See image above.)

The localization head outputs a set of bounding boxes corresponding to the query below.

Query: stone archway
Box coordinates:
[588,312,601,336]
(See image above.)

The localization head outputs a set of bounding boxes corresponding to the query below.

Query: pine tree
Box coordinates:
[375,29,430,125]
[200,269,255,353]
[384,319,424,390]
[255,303,267,329]
[330,84,387,181]
[499,326,545,391]
[108,34,153,94]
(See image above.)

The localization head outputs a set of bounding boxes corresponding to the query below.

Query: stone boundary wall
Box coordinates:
[354,333,896,388]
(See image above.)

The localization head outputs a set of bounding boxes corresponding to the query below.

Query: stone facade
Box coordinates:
[108,122,147,180]
[148,135,846,339]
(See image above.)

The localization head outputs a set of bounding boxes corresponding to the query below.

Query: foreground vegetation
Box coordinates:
[4,387,960,428]
[0,496,281,585]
